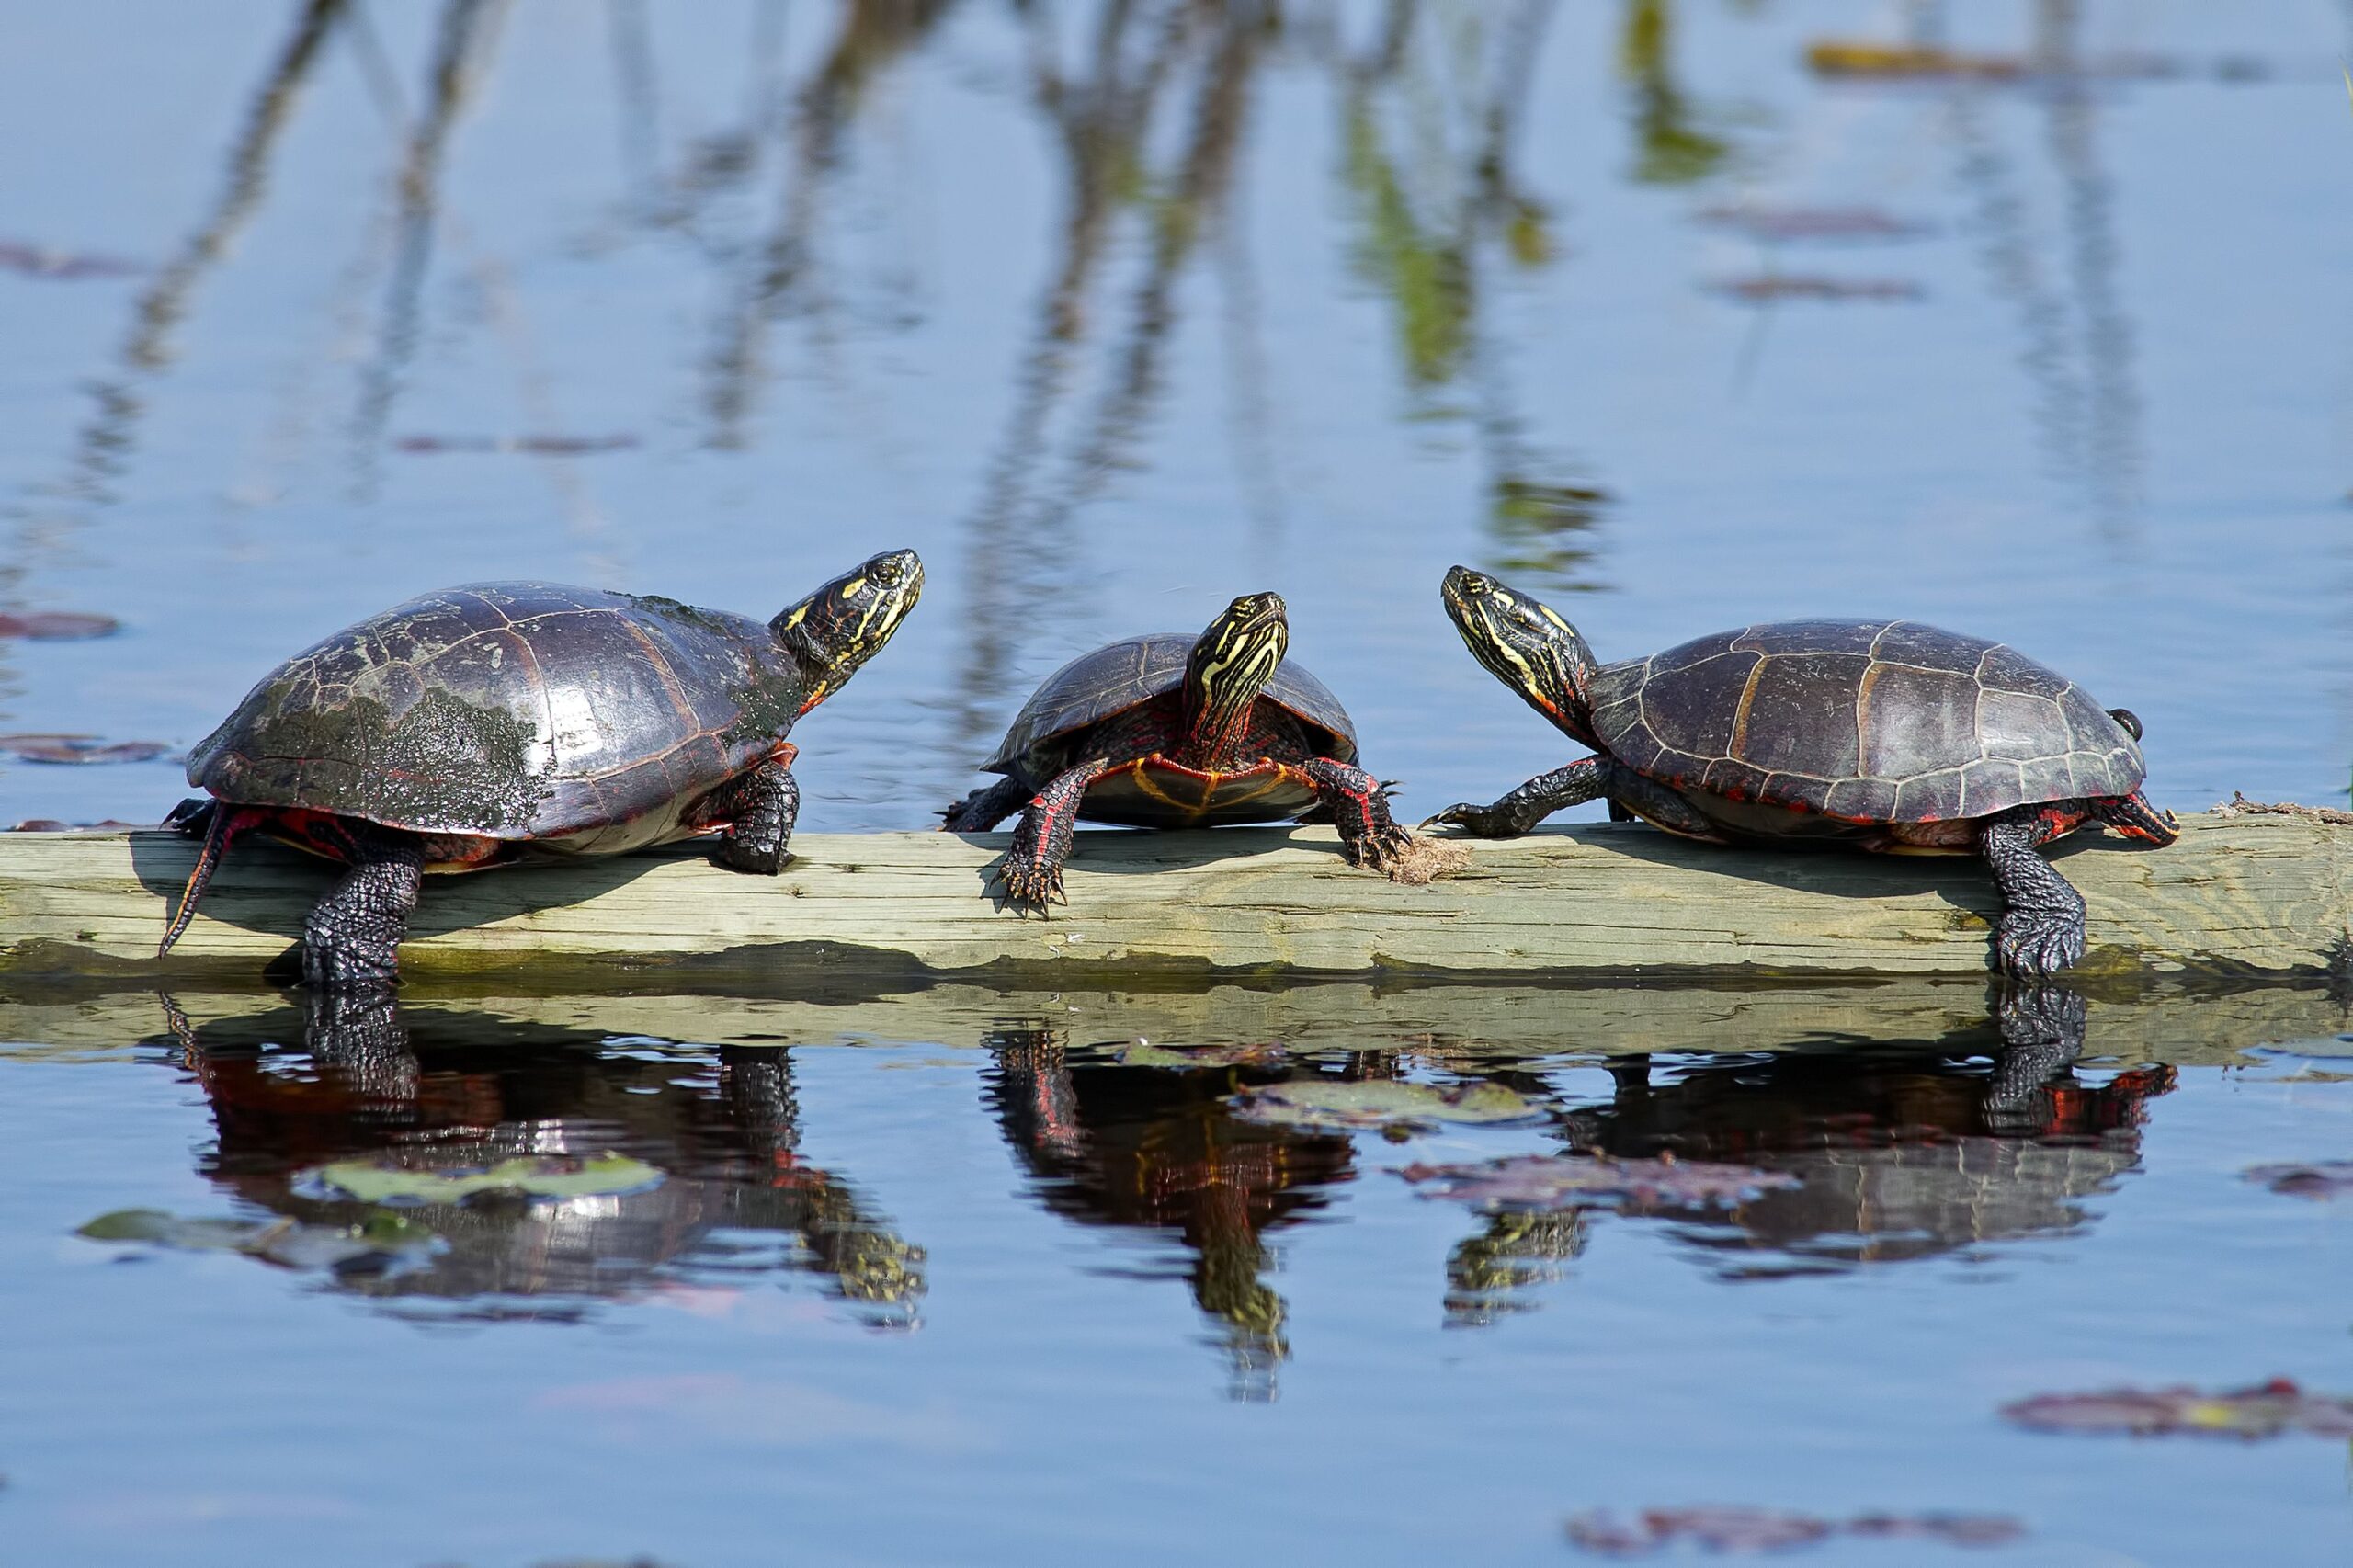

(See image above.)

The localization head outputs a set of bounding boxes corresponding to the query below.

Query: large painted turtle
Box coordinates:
[943,591,1413,911]
[1429,567,2177,976]
[161,550,924,985]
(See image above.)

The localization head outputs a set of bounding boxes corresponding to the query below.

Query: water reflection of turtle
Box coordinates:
[983,1030,1356,1399]
[167,994,925,1324]
[162,550,923,986]
[1557,1036,2174,1277]
[1430,567,2178,975]
[943,592,1413,911]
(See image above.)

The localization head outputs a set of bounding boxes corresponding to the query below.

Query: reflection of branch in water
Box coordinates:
[2036,0,2143,539]
[604,0,664,217]
[949,0,1213,750]
[1939,2,2143,542]
[1618,0,1730,187]
[703,0,956,450]
[42,0,347,513]
[1337,0,1606,590]
[348,0,514,494]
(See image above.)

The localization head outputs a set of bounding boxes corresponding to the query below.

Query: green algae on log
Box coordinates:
[0,812,2342,980]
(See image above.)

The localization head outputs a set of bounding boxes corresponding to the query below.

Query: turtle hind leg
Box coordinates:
[712,759,801,874]
[1298,757,1412,873]
[996,757,1110,915]
[942,776,1030,833]
[301,826,426,991]
[1978,804,2087,978]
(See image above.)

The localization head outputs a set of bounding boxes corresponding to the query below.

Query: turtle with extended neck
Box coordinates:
[163,550,924,986]
[1427,566,2177,976]
[943,591,1415,912]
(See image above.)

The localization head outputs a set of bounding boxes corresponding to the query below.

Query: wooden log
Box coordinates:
[0,973,2339,1071]
[0,812,2342,981]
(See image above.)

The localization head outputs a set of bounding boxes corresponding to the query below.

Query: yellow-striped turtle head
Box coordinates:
[1440,565,1599,746]
[1181,591,1290,760]
[774,548,924,714]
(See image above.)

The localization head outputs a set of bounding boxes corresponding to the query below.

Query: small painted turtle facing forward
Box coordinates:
[943,591,1413,911]
[1429,567,2177,976]
[161,550,923,986]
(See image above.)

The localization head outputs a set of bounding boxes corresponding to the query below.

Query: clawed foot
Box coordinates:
[1421,801,1530,839]
[992,849,1067,915]
[1342,818,1416,874]
[939,790,989,833]
[1994,911,2086,978]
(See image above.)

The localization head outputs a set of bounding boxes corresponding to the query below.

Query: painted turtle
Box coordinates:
[942,591,1413,911]
[1428,567,2177,976]
[160,550,924,985]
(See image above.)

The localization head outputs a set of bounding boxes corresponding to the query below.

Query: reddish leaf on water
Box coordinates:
[1697,206,1931,243]
[397,434,640,455]
[2001,1379,2353,1439]
[1566,1506,2022,1556]
[1708,276,1923,303]
[0,611,120,641]
[0,240,144,279]
[2243,1161,2353,1199]
[1400,1153,1800,1211]
[0,734,171,766]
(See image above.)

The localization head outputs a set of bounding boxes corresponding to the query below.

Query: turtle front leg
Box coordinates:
[1298,757,1413,873]
[996,757,1109,915]
[941,776,1031,833]
[1425,757,1608,838]
[302,830,426,990]
[1979,803,2088,977]
[714,758,801,874]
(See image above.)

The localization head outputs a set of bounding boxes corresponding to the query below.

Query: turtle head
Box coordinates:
[774,549,925,714]
[1441,565,1599,745]
[1180,591,1290,764]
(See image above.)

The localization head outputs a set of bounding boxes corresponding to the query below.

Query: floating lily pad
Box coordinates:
[1112,1041,1290,1070]
[2001,1379,2353,1439]
[0,733,171,765]
[77,1208,438,1271]
[0,611,119,640]
[1401,1153,1800,1211]
[2244,1161,2353,1199]
[307,1152,664,1205]
[1226,1078,1539,1131]
[1566,1506,2021,1555]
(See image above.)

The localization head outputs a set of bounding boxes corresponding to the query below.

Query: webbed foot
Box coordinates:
[1994,909,2086,978]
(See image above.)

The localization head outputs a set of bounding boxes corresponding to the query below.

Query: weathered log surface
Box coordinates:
[0,812,2342,980]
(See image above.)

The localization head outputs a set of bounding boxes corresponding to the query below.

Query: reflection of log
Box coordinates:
[0,977,2339,1072]
[0,812,2340,980]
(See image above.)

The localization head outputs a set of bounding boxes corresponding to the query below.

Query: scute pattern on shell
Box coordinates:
[188,582,812,837]
[984,632,1358,778]
[1586,619,2144,822]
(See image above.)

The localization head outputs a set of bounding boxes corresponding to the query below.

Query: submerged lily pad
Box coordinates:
[77,1208,438,1271]
[2001,1379,2353,1439]
[2243,1161,2353,1199]
[1225,1078,1539,1131]
[307,1152,664,1205]
[0,611,119,641]
[0,733,171,765]
[1401,1153,1800,1211]
[1566,1506,2020,1555]
[1112,1041,1290,1069]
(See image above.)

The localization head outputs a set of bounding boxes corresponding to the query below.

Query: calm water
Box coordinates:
[3,3,2351,1563]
